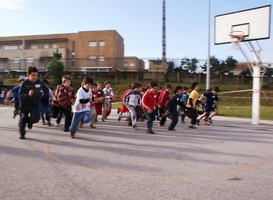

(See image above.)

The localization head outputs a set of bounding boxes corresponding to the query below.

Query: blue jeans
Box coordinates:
[143,110,155,132]
[70,111,91,136]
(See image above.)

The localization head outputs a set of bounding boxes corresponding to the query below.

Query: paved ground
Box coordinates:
[0,105,273,200]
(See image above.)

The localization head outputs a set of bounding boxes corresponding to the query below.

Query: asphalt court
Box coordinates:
[1,105,273,200]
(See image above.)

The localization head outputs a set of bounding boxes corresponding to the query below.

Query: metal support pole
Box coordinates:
[206,0,210,89]
[251,51,261,125]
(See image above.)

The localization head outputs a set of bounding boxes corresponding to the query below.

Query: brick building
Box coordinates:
[0,30,144,73]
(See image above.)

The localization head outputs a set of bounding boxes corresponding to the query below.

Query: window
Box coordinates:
[14,57,20,63]
[0,58,8,63]
[27,57,34,63]
[88,56,96,61]
[99,41,105,46]
[52,44,58,48]
[129,63,135,66]
[3,45,22,50]
[44,44,49,49]
[31,45,37,49]
[98,56,105,62]
[88,41,97,47]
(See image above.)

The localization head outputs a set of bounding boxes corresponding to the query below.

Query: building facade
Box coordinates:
[0,30,126,72]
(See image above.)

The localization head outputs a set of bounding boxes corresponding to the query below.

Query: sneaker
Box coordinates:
[54,122,60,127]
[118,114,122,121]
[47,122,52,126]
[158,123,165,127]
[208,117,213,124]
[196,120,200,125]
[147,130,155,134]
[132,125,137,130]
[64,128,69,132]
[70,135,75,139]
[28,123,32,130]
[188,124,196,129]
[90,125,96,129]
[102,118,105,122]
[20,135,26,140]
[42,121,46,125]
[204,117,209,122]
[168,128,176,131]
[181,121,186,124]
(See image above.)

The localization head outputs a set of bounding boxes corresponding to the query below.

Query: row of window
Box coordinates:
[0,44,58,50]
[10,56,107,63]
[0,41,106,51]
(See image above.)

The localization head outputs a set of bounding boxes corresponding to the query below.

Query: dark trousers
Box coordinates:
[168,110,179,129]
[51,105,72,130]
[143,110,155,132]
[186,107,197,125]
[159,107,167,125]
[19,105,40,136]
[14,102,20,116]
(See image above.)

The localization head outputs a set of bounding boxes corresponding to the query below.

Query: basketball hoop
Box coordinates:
[229,31,244,50]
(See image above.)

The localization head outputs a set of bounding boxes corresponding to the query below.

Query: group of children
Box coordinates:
[4,66,117,139]
[5,65,220,139]
[117,81,220,133]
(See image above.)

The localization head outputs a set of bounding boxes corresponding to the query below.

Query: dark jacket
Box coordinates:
[165,93,182,112]
[19,78,48,106]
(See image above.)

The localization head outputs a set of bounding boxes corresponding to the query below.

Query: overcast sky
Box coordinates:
[0,0,272,67]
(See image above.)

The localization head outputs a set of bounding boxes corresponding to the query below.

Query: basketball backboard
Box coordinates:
[215,5,271,45]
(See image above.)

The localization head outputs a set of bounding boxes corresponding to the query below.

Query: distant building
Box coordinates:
[148,59,167,72]
[0,30,141,72]
[124,56,145,71]
[231,62,249,75]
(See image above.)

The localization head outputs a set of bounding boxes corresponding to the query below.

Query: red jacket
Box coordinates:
[142,90,156,111]
[158,90,170,107]
[52,84,72,109]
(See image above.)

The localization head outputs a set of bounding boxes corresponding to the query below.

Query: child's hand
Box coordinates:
[28,89,34,97]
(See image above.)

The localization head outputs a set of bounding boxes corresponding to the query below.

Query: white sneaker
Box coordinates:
[54,122,60,127]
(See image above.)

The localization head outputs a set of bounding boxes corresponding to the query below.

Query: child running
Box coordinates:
[186,82,200,129]
[162,85,183,131]
[142,81,158,134]
[197,86,220,124]
[70,76,93,138]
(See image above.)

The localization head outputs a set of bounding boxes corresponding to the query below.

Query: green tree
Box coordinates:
[47,51,65,85]
[180,57,199,73]
[203,56,220,74]
[203,56,238,75]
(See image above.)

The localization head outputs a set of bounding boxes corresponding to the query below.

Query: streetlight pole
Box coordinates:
[206,0,211,89]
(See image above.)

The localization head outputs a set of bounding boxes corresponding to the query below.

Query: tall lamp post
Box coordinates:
[206,0,211,89]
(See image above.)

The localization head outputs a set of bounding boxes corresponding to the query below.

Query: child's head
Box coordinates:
[92,83,98,92]
[62,75,71,87]
[182,86,188,93]
[174,85,183,95]
[26,66,38,83]
[104,81,111,88]
[149,81,158,93]
[96,81,102,89]
[212,86,219,94]
[131,82,142,92]
[82,76,93,90]
[165,84,172,91]
[43,79,50,87]
[191,82,199,91]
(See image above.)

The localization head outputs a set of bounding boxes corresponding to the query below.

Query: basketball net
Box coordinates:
[229,31,244,50]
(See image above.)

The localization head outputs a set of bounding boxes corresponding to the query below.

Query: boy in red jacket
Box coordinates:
[158,84,172,126]
[141,81,158,134]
